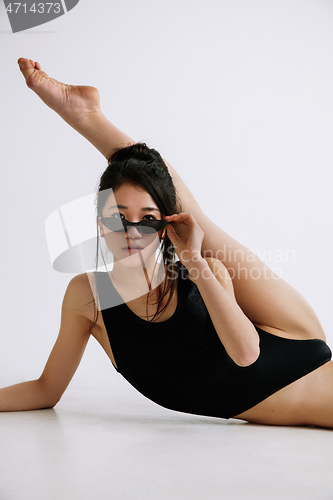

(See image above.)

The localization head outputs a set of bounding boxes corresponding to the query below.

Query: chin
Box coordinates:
[116,252,146,268]
[109,237,162,269]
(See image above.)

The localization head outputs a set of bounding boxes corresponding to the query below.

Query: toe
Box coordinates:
[17,58,35,80]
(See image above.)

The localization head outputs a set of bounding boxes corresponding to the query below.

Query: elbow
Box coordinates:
[45,393,62,409]
[40,397,60,410]
[234,346,260,367]
[43,395,60,409]
[37,379,62,409]
[40,402,58,410]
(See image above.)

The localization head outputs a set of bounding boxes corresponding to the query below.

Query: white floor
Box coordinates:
[1,385,333,500]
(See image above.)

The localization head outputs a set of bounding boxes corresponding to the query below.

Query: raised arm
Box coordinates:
[0,274,92,411]
[165,213,260,367]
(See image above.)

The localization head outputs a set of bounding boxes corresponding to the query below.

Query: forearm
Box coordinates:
[188,259,260,366]
[0,379,54,412]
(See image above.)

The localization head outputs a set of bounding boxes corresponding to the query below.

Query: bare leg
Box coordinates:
[18,58,327,341]
[17,58,133,155]
[233,361,333,429]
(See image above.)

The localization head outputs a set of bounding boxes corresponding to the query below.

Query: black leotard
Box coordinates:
[94,262,331,419]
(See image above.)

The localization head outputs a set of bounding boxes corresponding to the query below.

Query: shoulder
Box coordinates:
[62,272,97,322]
[64,273,93,302]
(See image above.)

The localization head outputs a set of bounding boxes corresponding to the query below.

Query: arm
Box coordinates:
[0,274,92,411]
[203,256,236,300]
[166,213,260,367]
[190,257,260,367]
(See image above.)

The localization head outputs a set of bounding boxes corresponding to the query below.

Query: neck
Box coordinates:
[110,256,165,294]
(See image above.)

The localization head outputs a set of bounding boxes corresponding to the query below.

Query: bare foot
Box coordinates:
[17,58,101,127]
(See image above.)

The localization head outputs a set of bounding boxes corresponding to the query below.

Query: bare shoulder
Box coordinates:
[63,272,97,322]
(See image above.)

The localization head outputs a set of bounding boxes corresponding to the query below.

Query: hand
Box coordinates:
[165,213,204,265]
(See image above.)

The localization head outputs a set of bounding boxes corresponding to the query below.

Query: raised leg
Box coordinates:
[18,58,326,341]
[17,58,134,156]
[165,160,326,341]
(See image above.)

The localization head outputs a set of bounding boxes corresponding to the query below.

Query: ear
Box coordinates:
[97,218,105,239]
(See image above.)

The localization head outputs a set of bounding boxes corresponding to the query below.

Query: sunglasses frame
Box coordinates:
[99,216,168,234]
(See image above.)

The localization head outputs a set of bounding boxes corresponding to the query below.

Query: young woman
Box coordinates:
[1,57,332,428]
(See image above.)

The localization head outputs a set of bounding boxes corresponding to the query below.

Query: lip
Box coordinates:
[122,246,143,252]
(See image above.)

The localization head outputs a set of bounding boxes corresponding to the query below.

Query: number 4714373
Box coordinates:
[5,3,61,14]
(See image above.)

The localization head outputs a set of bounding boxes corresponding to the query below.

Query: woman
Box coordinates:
[1,57,332,428]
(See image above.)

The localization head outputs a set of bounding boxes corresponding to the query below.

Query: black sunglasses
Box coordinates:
[100,217,168,234]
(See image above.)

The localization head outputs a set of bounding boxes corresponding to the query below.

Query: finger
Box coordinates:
[166,223,180,244]
[166,223,179,238]
[165,213,195,226]
[165,213,193,219]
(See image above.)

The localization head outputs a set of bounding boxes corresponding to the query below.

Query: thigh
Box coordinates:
[166,162,326,340]
[233,361,333,428]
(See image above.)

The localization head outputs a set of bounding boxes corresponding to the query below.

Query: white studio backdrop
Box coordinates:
[0,0,333,391]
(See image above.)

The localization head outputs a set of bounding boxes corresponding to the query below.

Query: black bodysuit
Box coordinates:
[94,262,331,419]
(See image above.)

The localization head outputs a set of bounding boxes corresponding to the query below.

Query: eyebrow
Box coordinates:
[107,204,160,212]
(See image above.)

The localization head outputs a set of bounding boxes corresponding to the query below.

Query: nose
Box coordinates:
[123,226,142,238]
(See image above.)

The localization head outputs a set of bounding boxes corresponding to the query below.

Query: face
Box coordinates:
[98,183,165,268]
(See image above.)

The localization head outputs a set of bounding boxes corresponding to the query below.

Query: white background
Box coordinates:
[0,0,333,391]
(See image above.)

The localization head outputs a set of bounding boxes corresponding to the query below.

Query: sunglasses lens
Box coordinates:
[138,221,166,234]
[101,218,124,232]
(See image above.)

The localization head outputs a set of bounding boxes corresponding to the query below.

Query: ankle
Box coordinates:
[68,108,104,133]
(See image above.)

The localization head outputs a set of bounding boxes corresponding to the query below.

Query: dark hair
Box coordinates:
[91,143,181,328]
